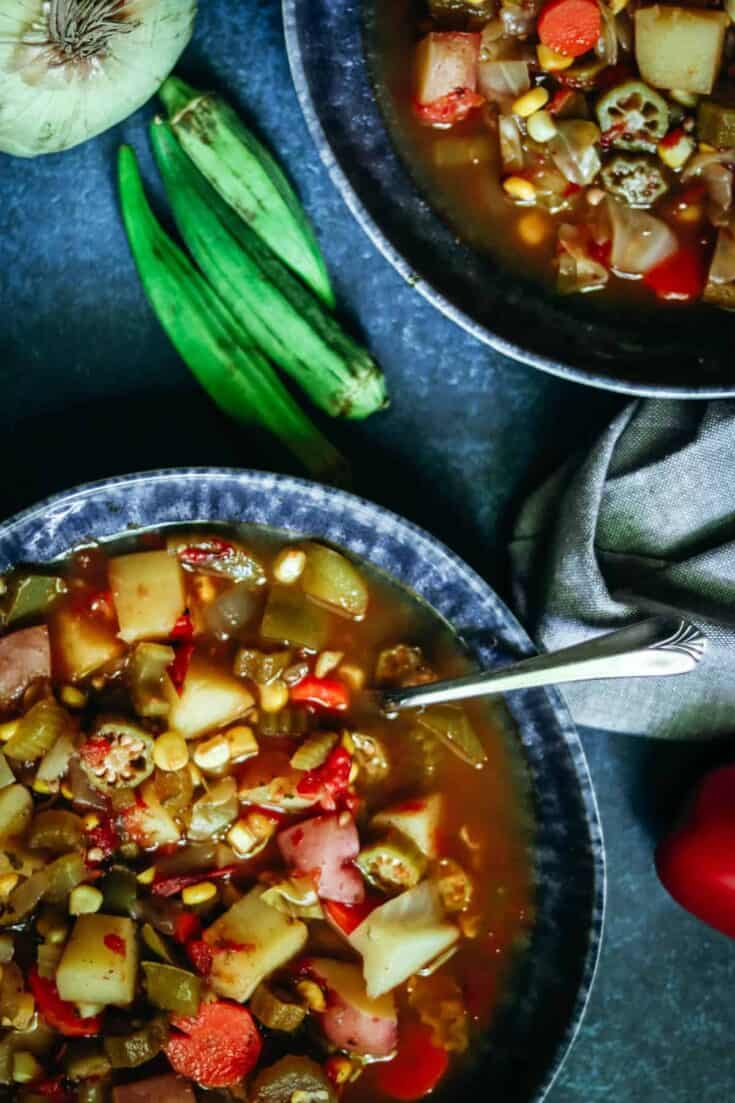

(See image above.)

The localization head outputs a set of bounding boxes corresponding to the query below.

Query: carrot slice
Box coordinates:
[538,0,601,58]
[375,1020,449,1100]
[165,1000,261,1088]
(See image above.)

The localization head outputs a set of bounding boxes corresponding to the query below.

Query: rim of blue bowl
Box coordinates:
[0,468,606,1101]
[282,0,734,398]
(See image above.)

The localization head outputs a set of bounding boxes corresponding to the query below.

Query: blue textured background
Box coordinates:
[0,1,733,1099]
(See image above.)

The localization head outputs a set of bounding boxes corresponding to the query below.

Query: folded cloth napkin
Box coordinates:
[510,399,735,739]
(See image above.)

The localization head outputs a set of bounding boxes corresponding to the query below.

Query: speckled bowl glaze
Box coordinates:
[0,469,604,1103]
[283,0,733,397]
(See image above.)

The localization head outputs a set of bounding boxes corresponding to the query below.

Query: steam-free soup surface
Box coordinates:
[0,526,533,1103]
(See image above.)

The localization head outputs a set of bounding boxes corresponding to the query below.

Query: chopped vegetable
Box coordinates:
[0,784,33,841]
[0,626,51,708]
[601,155,668,207]
[644,244,707,302]
[165,1000,262,1088]
[250,1056,336,1103]
[1,576,66,630]
[186,778,239,842]
[261,585,332,650]
[112,1074,196,1103]
[278,812,363,903]
[163,657,254,739]
[417,706,487,767]
[697,100,735,150]
[109,551,186,644]
[375,1020,449,1101]
[104,1016,169,1070]
[295,746,353,811]
[350,882,459,997]
[537,0,601,59]
[56,915,138,1008]
[52,606,124,682]
[129,643,176,719]
[203,887,308,1001]
[65,1039,111,1080]
[290,731,339,771]
[150,120,387,422]
[290,675,351,712]
[372,796,444,859]
[250,982,306,1032]
[414,32,481,115]
[118,146,348,484]
[28,811,84,852]
[324,897,380,935]
[28,970,101,1039]
[300,544,370,619]
[143,961,201,1016]
[234,647,292,684]
[356,832,428,893]
[159,78,335,309]
[6,700,71,764]
[80,723,154,793]
[304,957,398,1057]
[635,7,728,95]
[596,80,670,152]
[607,198,678,274]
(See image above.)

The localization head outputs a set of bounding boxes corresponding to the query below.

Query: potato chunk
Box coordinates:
[109,551,186,644]
[51,608,124,682]
[635,7,728,95]
[164,657,254,739]
[56,915,137,1008]
[204,887,307,1002]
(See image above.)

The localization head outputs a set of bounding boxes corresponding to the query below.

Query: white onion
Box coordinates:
[709,224,735,285]
[557,224,608,294]
[498,114,524,172]
[607,198,678,276]
[0,0,197,158]
[477,60,530,104]
[550,121,602,185]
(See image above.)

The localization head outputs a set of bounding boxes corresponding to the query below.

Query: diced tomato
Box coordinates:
[186,939,214,977]
[537,0,601,58]
[174,912,202,944]
[324,897,380,935]
[290,675,351,712]
[296,746,353,811]
[104,933,126,957]
[414,89,484,126]
[375,1020,449,1100]
[168,641,195,696]
[644,243,707,302]
[152,865,240,898]
[170,613,194,641]
[28,969,102,1038]
[165,1000,262,1088]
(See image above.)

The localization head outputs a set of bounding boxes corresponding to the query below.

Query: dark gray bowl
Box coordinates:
[283,0,734,397]
[0,468,604,1103]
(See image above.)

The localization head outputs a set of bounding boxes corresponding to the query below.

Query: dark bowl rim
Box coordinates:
[0,466,606,1102]
[282,0,735,399]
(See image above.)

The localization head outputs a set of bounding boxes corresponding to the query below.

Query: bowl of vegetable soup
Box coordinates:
[0,469,604,1103]
[284,0,735,395]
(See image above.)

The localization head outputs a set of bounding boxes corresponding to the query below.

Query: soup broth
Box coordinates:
[0,526,533,1103]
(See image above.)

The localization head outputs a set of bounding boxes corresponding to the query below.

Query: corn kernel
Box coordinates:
[60,685,87,709]
[69,885,103,915]
[193,734,231,773]
[226,724,259,762]
[182,881,218,906]
[516,210,551,247]
[670,88,699,108]
[314,651,344,679]
[60,783,73,800]
[12,1050,42,1083]
[512,86,549,118]
[526,109,557,144]
[536,43,573,71]
[273,547,307,585]
[658,133,695,170]
[0,874,18,899]
[699,141,716,153]
[259,679,289,714]
[83,813,100,831]
[137,866,156,885]
[0,721,18,744]
[337,663,365,692]
[503,176,537,203]
[154,731,189,772]
[227,813,274,859]
[32,778,54,795]
[296,978,326,1012]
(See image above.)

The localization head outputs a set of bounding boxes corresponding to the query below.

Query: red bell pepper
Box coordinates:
[165,1000,262,1088]
[324,897,380,935]
[375,1020,449,1100]
[170,612,194,641]
[656,764,735,940]
[174,911,202,945]
[28,969,102,1038]
[290,675,350,712]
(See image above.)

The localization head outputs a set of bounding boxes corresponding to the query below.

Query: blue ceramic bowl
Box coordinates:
[0,469,604,1102]
[283,0,733,397]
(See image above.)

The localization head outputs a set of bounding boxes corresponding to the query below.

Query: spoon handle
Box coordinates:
[382,615,707,713]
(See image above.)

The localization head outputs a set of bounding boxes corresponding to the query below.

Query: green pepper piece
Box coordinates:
[234,647,292,684]
[417,705,487,767]
[104,1015,169,1069]
[250,982,307,1032]
[597,80,670,151]
[80,722,155,793]
[65,1039,112,1080]
[101,867,138,916]
[141,922,175,964]
[129,643,175,719]
[261,586,331,650]
[356,831,428,893]
[142,961,201,1016]
[600,155,669,207]
[2,576,67,629]
[698,98,735,149]
[251,1056,337,1103]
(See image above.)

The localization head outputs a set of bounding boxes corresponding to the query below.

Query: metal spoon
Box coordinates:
[380,615,707,715]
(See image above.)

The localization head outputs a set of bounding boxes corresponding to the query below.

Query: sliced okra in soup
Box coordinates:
[382,0,735,306]
[0,526,533,1101]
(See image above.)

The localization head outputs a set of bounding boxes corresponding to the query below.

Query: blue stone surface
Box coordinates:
[0,1,733,1100]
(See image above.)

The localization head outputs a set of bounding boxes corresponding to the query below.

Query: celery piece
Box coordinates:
[142,961,201,1016]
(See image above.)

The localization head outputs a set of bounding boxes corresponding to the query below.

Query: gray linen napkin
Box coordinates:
[510,399,735,739]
